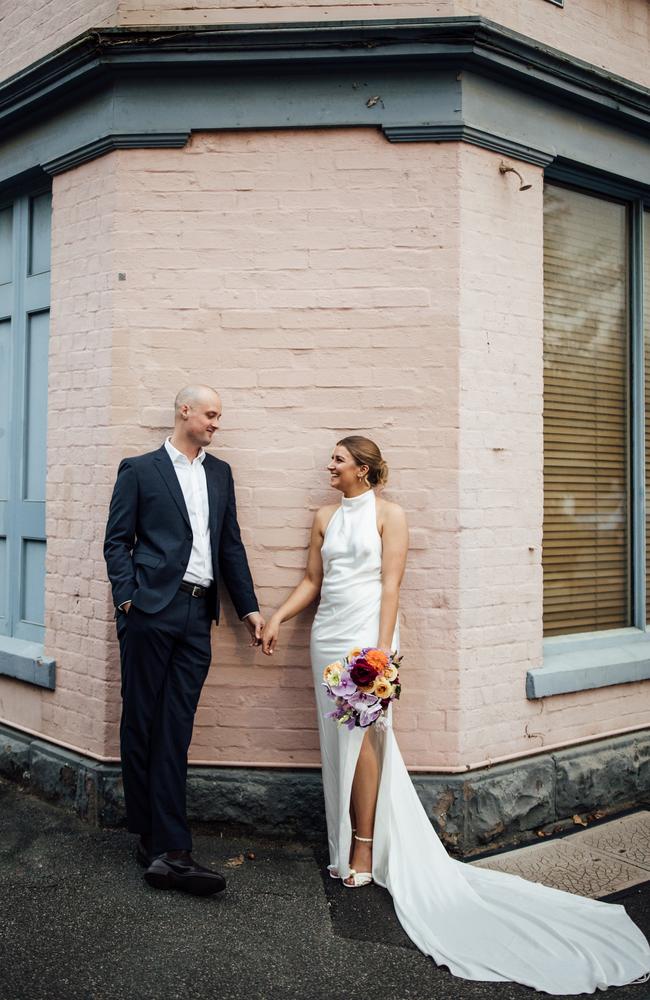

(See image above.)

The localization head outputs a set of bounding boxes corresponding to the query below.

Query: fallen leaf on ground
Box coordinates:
[225,854,245,867]
[572,814,588,827]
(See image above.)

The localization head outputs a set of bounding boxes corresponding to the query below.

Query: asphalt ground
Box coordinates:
[1,778,649,1000]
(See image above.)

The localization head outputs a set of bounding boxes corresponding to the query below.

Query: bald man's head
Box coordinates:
[171,385,222,456]
[174,385,221,417]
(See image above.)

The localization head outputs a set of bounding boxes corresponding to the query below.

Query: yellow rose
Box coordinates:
[347,647,363,660]
[382,664,398,682]
[373,677,394,699]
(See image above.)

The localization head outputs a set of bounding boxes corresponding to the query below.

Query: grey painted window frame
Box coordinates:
[0,187,54,691]
[527,165,650,699]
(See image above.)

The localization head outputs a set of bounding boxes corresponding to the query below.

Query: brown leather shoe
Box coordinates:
[144,851,226,896]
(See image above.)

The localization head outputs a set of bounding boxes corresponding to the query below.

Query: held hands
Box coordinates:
[261,615,281,656]
[243,611,265,647]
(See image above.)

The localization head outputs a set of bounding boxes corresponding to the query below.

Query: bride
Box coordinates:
[261,436,650,994]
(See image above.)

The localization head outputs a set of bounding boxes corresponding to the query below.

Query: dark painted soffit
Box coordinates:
[2,17,650,138]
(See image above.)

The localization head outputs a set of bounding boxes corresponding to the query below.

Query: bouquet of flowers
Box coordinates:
[322,647,402,730]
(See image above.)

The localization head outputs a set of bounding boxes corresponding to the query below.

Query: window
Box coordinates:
[0,191,51,647]
[530,180,650,698]
[543,184,630,637]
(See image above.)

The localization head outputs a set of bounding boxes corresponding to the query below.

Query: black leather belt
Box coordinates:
[179,580,211,598]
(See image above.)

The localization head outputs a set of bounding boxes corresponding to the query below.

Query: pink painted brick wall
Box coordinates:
[0,0,116,85]
[7,127,649,772]
[0,154,120,756]
[3,125,649,772]
[43,156,121,757]
[455,143,650,762]
[107,129,463,767]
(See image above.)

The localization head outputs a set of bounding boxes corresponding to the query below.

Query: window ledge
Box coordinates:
[526,628,650,699]
[0,636,55,690]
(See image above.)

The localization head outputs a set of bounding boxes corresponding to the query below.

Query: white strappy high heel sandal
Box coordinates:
[343,835,373,888]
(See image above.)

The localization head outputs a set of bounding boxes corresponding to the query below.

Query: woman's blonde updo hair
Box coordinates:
[337,435,389,488]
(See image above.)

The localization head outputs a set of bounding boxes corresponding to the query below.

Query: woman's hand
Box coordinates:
[262,615,281,656]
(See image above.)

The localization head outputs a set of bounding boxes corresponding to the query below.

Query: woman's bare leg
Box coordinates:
[344,731,378,883]
[349,803,357,862]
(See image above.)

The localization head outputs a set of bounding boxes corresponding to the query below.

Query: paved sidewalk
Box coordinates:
[472,812,650,898]
[1,777,649,1000]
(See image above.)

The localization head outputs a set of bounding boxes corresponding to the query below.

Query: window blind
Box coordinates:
[543,184,629,636]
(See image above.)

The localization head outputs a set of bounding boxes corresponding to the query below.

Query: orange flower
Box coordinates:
[365,649,389,670]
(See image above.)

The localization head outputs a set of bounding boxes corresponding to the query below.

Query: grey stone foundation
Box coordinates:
[1,722,648,857]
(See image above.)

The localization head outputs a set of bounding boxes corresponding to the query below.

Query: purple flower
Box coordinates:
[347,690,379,711]
[359,701,384,727]
[324,698,358,730]
[330,670,357,698]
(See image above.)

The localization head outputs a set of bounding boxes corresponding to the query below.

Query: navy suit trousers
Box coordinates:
[116,589,212,856]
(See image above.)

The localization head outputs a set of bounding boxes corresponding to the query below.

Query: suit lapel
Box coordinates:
[153,446,191,529]
[203,456,220,535]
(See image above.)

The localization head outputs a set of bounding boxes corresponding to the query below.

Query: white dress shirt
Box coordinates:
[164,437,213,587]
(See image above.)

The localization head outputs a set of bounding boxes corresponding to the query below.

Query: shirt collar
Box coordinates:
[164,437,206,466]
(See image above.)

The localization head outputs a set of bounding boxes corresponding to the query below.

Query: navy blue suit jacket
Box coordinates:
[103,445,258,624]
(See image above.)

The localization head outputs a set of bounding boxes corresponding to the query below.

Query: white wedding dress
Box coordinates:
[309,488,650,995]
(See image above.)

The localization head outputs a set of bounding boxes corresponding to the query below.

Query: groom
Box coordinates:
[104,385,264,896]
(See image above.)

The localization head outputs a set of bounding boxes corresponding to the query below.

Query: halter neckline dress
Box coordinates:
[309,487,650,995]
